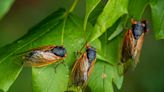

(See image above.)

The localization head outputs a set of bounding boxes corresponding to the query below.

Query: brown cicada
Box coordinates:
[22,45,67,67]
[69,45,96,90]
[121,19,148,70]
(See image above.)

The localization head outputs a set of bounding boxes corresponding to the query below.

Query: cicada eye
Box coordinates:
[141,20,149,33]
[51,46,67,57]
[86,47,96,63]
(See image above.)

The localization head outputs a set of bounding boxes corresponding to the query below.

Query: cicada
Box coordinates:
[121,19,148,69]
[22,45,67,67]
[69,45,96,89]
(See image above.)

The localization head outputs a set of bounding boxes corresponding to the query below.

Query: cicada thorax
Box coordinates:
[70,46,96,88]
[121,19,148,70]
[23,45,67,67]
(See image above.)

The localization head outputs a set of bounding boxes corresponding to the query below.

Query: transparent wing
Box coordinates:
[133,33,144,65]
[24,50,63,67]
[121,30,135,63]
[70,52,88,87]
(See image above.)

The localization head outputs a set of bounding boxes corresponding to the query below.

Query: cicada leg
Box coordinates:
[53,60,68,73]
[74,51,82,59]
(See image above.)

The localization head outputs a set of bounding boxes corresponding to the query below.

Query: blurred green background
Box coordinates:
[0,0,163,92]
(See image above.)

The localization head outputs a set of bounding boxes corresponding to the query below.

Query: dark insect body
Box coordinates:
[121,19,148,69]
[23,46,67,67]
[69,45,96,88]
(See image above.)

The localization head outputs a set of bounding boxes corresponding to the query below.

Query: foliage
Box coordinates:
[0,0,15,20]
[0,0,164,92]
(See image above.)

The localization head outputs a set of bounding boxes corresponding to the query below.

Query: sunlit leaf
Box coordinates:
[0,9,66,92]
[88,29,124,91]
[84,0,101,31]
[89,0,128,42]
[0,0,15,20]
[32,64,69,92]
[31,12,92,92]
[88,61,123,92]
[88,1,107,25]
[128,0,149,20]
[150,0,164,39]
[108,15,128,41]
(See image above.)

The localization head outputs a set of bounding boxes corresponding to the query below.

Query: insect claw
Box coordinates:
[61,60,68,69]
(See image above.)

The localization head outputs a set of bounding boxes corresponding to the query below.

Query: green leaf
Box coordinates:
[88,28,124,91]
[128,0,149,19]
[84,0,101,31]
[88,62,114,92]
[108,15,128,41]
[150,0,164,39]
[101,30,124,89]
[89,0,128,42]
[0,6,102,91]
[88,61,123,92]
[32,64,69,92]
[32,12,91,92]
[0,8,90,92]
[97,53,111,64]
[0,9,65,92]
[0,57,23,92]
[0,0,15,20]
[100,32,123,65]
[88,1,107,25]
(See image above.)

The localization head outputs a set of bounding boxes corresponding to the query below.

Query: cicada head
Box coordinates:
[86,46,96,64]
[131,19,146,40]
[51,46,67,57]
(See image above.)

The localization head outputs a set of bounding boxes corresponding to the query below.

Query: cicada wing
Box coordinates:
[82,58,96,91]
[87,59,96,78]
[70,52,88,87]
[121,30,136,73]
[121,30,135,63]
[26,46,56,52]
[31,46,56,51]
[16,46,56,56]
[122,59,133,74]
[24,51,63,67]
[133,33,144,66]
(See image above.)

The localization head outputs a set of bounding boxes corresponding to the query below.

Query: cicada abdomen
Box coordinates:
[69,45,96,89]
[22,46,67,67]
[121,19,148,70]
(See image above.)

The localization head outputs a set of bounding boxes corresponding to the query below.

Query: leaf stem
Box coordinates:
[61,0,79,45]
[61,18,67,45]
[68,0,79,14]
